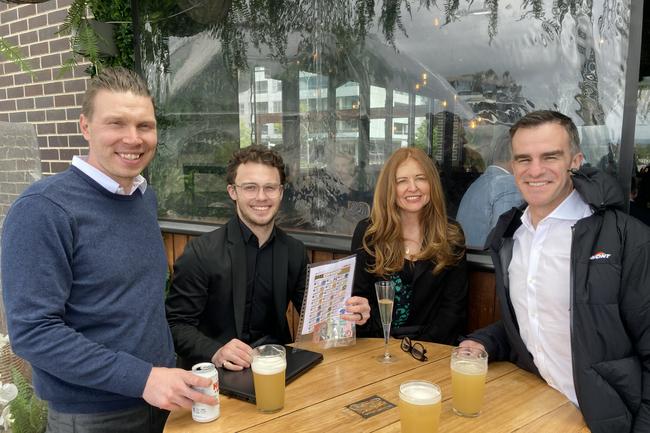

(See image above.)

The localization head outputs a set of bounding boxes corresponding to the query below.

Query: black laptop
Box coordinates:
[218,345,323,403]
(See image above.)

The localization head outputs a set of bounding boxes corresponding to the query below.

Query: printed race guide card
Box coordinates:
[296,255,357,347]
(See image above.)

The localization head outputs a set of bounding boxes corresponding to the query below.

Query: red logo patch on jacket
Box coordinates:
[589,251,611,260]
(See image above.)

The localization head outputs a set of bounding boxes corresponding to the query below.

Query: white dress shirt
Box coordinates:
[509,190,592,405]
[72,156,147,195]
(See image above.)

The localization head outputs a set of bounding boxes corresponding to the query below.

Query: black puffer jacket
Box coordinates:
[468,166,650,433]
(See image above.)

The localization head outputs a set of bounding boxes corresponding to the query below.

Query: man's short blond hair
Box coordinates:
[81,67,153,119]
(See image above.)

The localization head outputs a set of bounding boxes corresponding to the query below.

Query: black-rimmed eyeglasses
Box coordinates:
[400,337,428,362]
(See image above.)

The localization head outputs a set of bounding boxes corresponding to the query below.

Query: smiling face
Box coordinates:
[394,157,431,217]
[511,122,583,226]
[227,162,283,231]
[80,90,157,191]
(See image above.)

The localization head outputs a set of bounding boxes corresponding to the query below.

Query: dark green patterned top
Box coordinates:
[390,260,415,328]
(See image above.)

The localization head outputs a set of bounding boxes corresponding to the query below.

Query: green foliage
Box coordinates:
[77,19,100,61]
[379,0,410,46]
[414,121,439,156]
[430,125,442,156]
[522,0,544,19]
[0,38,34,76]
[9,370,47,433]
[150,159,187,218]
[58,0,88,36]
[57,0,96,72]
[137,0,440,76]
[486,0,499,41]
[58,0,133,76]
[2,0,593,78]
[165,268,172,298]
[636,146,650,163]
[239,120,252,148]
[414,120,428,150]
[89,0,134,70]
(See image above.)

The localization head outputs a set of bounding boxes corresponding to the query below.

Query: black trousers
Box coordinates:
[46,404,169,433]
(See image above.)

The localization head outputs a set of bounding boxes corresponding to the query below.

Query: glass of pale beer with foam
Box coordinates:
[399,380,441,433]
[451,346,488,417]
[252,344,286,413]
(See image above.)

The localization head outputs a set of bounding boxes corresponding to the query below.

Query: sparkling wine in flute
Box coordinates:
[377,298,394,324]
[374,280,396,363]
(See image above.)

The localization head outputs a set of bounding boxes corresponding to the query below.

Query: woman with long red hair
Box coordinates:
[352,147,468,344]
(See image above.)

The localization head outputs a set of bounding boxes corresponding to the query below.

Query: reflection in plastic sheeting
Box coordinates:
[138,0,634,236]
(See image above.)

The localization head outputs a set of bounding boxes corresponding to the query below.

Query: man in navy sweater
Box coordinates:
[1,67,215,433]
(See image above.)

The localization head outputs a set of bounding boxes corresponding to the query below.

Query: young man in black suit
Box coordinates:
[166,146,370,370]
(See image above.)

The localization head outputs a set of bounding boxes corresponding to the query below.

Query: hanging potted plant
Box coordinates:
[0,0,128,76]
[58,0,120,75]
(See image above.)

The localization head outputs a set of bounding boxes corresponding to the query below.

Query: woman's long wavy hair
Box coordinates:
[362,147,465,276]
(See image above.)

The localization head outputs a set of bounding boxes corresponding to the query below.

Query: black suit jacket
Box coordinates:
[166,217,309,368]
[351,219,468,345]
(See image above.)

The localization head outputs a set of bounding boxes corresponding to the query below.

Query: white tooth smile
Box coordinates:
[119,153,141,160]
[528,181,547,187]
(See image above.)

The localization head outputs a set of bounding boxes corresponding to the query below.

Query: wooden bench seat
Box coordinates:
[162,232,500,337]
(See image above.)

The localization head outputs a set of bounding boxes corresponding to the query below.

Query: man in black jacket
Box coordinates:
[461,110,650,433]
[166,146,370,370]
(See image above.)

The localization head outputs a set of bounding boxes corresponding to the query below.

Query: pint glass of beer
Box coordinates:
[252,344,286,413]
[398,380,441,433]
[450,346,488,417]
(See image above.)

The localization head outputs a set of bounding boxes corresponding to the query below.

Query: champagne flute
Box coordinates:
[375,280,396,363]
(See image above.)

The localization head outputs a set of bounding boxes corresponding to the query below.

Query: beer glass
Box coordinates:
[399,380,441,433]
[450,346,488,417]
[375,280,396,363]
[252,344,286,413]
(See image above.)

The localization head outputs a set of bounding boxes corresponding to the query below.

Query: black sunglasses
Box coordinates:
[400,337,428,362]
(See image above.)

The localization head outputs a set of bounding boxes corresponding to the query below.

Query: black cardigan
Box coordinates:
[351,218,469,345]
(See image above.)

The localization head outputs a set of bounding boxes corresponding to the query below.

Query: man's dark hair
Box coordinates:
[489,126,512,165]
[81,67,153,119]
[509,110,581,155]
[226,146,286,185]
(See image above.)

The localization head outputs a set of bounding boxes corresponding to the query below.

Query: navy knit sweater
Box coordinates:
[1,166,175,413]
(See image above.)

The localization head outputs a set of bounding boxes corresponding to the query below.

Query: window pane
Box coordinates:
[139,1,633,237]
[633,79,650,226]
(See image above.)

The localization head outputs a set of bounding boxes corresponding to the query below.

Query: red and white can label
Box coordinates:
[191,362,220,422]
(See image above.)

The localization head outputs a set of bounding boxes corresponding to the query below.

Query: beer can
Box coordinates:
[191,362,220,422]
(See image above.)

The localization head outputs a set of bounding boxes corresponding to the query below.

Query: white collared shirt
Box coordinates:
[72,156,147,196]
[509,189,592,406]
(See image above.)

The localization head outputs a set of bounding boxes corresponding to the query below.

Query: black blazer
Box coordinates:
[166,217,308,368]
[351,219,468,345]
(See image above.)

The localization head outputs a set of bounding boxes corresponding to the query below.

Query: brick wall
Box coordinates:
[0,0,89,176]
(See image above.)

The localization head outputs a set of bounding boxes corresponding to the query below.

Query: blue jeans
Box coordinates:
[46,404,169,433]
